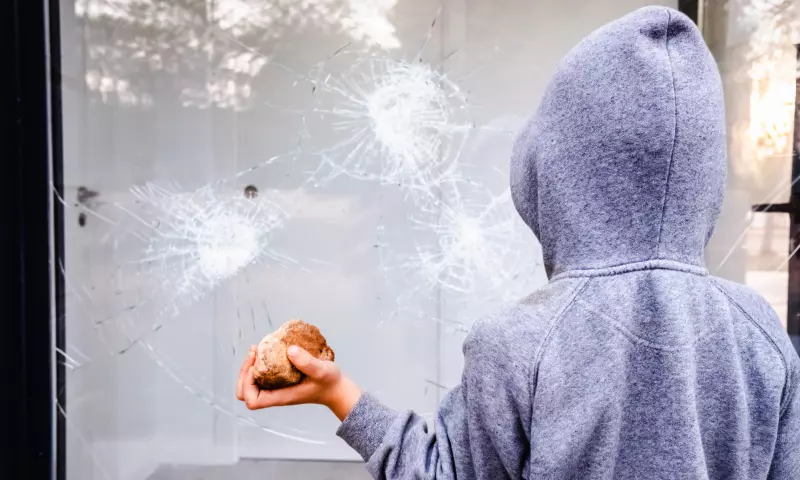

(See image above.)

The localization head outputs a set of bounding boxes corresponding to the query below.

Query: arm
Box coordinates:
[768,355,800,479]
[341,319,531,480]
[236,321,532,480]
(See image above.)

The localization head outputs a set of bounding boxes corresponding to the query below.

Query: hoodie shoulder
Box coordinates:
[465,278,588,368]
[712,277,795,358]
[712,277,799,408]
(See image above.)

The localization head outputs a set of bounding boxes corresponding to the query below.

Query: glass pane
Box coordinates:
[703,0,797,335]
[56,0,549,477]
[58,1,450,476]
[65,1,800,479]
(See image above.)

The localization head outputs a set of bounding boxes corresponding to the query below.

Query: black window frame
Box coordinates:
[1,0,66,479]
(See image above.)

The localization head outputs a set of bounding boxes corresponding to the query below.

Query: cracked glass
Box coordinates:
[55,1,798,479]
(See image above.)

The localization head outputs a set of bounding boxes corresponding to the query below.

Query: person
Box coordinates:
[236,6,800,479]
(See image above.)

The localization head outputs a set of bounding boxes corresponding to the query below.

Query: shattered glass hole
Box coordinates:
[244,184,259,198]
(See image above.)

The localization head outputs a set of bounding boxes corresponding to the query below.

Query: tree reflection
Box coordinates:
[73,0,400,110]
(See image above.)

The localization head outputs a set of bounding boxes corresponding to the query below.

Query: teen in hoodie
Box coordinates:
[236,6,800,479]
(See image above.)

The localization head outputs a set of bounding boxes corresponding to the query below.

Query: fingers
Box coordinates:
[244,372,318,410]
[239,345,339,410]
[236,345,256,401]
[244,366,259,406]
[287,346,327,380]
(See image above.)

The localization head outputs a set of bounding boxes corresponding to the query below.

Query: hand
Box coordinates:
[235,345,257,403]
[235,345,362,421]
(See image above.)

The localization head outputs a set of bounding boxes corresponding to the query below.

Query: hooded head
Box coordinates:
[511,6,726,278]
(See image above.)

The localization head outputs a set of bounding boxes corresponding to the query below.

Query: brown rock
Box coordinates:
[253,319,334,390]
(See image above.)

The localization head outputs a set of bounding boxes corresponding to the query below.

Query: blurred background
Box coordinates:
[4,0,800,479]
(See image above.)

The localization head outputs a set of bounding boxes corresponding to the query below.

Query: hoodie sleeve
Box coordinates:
[337,318,532,480]
[768,352,800,480]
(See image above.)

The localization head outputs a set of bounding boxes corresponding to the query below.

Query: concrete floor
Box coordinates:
[148,459,371,480]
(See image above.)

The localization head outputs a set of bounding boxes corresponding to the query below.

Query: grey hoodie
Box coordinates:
[337,6,800,479]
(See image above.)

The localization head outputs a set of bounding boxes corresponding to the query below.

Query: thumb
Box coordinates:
[287,346,325,379]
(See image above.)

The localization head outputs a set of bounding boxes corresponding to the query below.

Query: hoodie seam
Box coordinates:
[655,8,679,259]
[576,298,717,351]
[711,281,791,415]
[529,278,590,421]
[781,366,799,418]
[552,259,707,280]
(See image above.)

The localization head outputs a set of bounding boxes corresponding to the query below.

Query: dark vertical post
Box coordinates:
[0,0,64,478]
[788,46,800,352]
[49,0,67,476]
[679,0,700,25]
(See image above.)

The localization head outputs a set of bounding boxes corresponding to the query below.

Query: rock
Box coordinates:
[253,319,334,390]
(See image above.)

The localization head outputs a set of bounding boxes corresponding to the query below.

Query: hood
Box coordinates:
[511,6,726,278]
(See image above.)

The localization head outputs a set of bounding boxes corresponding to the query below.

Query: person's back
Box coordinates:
[511,271,798,479]
[237,6,800,479]
[503,6,800,478]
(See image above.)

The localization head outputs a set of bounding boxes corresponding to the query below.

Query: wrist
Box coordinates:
[323,375,362,422]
